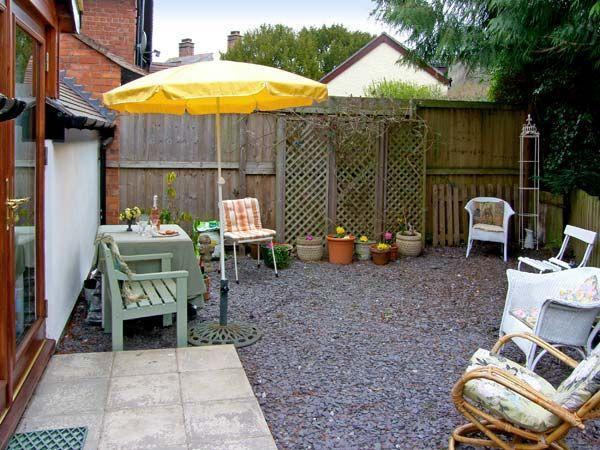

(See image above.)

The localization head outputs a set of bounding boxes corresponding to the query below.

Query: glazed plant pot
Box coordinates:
[296,237,324,262]
[355,241,374,261]
[396,231,422,257]
[326,235,356,265]
[389,243,399,261]
[370,245,391,265]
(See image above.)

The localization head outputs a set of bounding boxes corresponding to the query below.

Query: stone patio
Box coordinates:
[17,346,276,450]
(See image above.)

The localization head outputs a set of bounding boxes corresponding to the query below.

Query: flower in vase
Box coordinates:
[359,235,369,243]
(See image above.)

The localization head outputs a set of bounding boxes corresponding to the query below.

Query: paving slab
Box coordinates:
[17,346,275,449]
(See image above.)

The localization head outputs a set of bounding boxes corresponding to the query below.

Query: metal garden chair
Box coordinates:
[518,225,597,273]
[221,197,277,283]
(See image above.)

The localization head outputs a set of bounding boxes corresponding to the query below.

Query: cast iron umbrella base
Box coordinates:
[188,280,262,348]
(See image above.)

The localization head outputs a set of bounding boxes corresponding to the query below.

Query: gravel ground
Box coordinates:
[58,245,600,449]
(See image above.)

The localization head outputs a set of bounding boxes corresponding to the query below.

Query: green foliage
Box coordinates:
[375,0,600,195]
[221,24,374,80]
[160,171,193,229]
[364,79,444,100]
[261,243,293,269]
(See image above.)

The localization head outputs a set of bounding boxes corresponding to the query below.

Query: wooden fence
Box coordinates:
[570,190,600,267]
[114,97,527,245]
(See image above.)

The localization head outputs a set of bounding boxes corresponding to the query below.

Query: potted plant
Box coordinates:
[355,235,374,260]
[119,206,142,231]
[261,242,293,269]
[370,242,391,265]
[296,234,323,261]
[383,231,398,261]
[396,210,422,257]
[326,226,355,265]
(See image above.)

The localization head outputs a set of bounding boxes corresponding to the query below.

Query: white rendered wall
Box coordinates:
[45,129,100,341]
[326,42,449,97]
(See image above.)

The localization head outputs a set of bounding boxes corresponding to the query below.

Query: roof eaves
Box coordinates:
[320,32,451,86]
[74,33,147,76]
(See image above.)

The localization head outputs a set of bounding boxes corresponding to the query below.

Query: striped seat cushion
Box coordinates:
[224,229,276,241]
[222,198,263,232]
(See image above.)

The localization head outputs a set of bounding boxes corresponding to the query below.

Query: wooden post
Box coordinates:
[275,117,286,242]
[432,184,439,246]
[374,123,387,238]
[327,129,337,235]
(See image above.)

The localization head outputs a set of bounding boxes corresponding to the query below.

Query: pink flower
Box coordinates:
[266,242,274,249]
[384,231,393,241]
[306,234,314,241]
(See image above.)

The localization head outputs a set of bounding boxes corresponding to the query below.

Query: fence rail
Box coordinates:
[570,190,600,267]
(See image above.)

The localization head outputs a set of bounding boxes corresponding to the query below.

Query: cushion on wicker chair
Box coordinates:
[559,275,599,304]
[473,223,504,232]
[509,307,539,329]
[555,353,600,411]
[464,349,561,432]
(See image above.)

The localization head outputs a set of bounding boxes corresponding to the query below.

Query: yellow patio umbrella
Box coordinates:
[103,60,328,347]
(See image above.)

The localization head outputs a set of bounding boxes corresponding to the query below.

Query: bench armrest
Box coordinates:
[116,270,188,282]
[491,332,579,369]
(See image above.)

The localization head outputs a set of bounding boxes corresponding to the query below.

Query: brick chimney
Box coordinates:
[179,38,194,57]
[227,31,241,51]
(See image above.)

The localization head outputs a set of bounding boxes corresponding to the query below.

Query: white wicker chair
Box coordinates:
[499,267,600,370]
[518,225,597,273]
[465,197,515,262]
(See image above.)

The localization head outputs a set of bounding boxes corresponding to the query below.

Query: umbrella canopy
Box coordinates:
[103,60,328,115]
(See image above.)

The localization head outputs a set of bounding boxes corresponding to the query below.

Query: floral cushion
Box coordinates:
[464,349,561,432]
[510,307,539,329]
[559,276,600,304]
[473,223,504,232]
[473,201,504,227]
[555,353,600,411]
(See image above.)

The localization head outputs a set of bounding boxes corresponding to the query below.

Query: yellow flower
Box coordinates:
[335,226,345,236]
[376,243,390,251]
[359,235,368,243]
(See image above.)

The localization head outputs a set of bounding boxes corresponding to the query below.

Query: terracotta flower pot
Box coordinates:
[396,231,422,256]
[389,243,399,261]
[370,244,390,265]
[326,235,355,264]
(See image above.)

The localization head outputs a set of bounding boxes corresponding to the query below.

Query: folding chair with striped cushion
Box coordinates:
[221,197,277,282]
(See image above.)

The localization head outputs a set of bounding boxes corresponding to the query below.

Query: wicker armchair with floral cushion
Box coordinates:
[449,332,600,450]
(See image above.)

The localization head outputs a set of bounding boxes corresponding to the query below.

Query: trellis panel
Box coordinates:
[334,119,379,237]
[283,118,329,242]
[384,121,427,235]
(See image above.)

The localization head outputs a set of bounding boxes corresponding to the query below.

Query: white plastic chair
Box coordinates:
[518,225,597,273]
[499,267,600,370]
[465,197,515,262]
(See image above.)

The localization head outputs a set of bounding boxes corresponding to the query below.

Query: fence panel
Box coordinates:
[570,190,600,267]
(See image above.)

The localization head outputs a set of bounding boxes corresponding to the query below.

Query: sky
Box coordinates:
[151,0,402,62]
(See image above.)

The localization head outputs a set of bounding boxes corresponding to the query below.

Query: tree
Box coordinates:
[364,79,444,99]
[374,0,600,195]
[221,24,374,80]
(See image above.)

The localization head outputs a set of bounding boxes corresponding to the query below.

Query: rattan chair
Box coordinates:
[450,332,600,450]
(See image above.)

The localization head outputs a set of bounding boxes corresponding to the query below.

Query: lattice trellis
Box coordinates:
[284,118,329,242]
[282,111,427,244]
[334,118,378,237]
[384,121,427,235]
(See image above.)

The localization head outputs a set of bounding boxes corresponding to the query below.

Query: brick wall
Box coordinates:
[81,0,138,63]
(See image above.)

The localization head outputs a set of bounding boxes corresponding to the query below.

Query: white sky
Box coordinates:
[151,0,402,62]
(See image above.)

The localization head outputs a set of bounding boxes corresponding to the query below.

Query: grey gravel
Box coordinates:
[58,245,600,449]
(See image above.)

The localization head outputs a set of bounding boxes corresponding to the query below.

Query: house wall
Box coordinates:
[326,42,449,97]
[45,130,100,341]
[80,0,138,63]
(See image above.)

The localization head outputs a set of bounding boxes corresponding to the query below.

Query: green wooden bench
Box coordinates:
[99,242,188,350]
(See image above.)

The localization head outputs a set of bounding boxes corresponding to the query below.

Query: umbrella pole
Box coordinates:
[216,107,229,327]
[187,101,261,348]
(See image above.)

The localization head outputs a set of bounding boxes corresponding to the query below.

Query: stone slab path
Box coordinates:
[17,346,276,450]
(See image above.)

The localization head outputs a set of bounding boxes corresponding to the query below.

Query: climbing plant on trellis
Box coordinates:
[281,100,427,243]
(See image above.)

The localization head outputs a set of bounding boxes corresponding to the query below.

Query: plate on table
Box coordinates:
[153,230,180,238]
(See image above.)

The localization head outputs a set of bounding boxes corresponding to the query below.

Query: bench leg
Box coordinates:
[163,313,173,327]
[176,278,188,347]
[112,313,123,351]
[233,242,239,283]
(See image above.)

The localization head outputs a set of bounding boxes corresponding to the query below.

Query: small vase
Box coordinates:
[126,219,134,232]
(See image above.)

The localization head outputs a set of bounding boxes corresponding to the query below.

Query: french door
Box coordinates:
[0,0,48,429]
